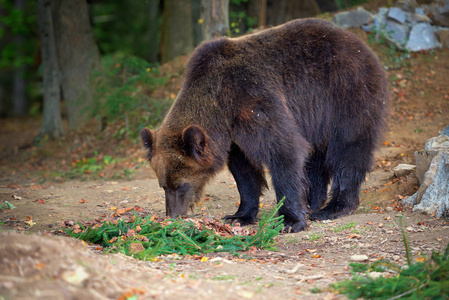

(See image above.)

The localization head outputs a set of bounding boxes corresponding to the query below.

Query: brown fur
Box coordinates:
[141,18,389,232]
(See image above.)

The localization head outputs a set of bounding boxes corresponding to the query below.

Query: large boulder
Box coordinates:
[403,127,449,218]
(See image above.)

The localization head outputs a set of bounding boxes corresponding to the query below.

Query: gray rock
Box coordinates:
[413,152,449,217]
[426,0,449,27]
[425,134,449,150]
[411,13,432,24]
[397,0,418,12]
[393,164,416,178]
[333,7,373,29]
[437,28,449,48]
[415,150,439,184]
[388,7,408,24]
[385,20,410,46]
[406,23,442,51]
[442,125,449,136]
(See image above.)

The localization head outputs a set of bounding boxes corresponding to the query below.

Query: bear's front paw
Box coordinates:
[309,211,332,221]
[282,220,307,233]
[223,214,256,226]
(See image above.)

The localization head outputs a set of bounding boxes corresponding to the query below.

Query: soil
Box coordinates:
[1,28,449,299]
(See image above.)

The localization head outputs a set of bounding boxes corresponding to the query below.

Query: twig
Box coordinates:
[388,284,426,300]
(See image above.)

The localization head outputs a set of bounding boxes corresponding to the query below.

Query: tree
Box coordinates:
[161,0,194,63]
[37,0,63,138]
[148,0,162,62]
[195,0,229,43]
[12,0,26,116]
[52,0,101,130]
[267,0,321,26]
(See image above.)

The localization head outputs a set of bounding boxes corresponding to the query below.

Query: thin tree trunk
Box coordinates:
[258,0,267,27]
[148,0,161,63]
[37,0,64,138]
[52,0,101,129]
[12,0,27,116]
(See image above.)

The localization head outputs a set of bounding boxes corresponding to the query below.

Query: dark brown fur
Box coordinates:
[141,18,389,232]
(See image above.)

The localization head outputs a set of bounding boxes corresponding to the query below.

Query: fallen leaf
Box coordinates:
[416,257,426,262]
[134,206,144,212]
[79,198,88,203]
[110,206,117,210]
[35,262,46,270]
[347,234,362,239]
[38,199,45,204]
[313,254,321,258]
[12,195,22,200]
[200,257,208,262]
[305,248,317,253]
[123,187,131,191]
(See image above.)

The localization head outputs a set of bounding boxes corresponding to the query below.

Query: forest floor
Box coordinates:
[1,28,449,299]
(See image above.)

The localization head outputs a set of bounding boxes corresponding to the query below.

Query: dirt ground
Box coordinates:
[1,29,449,299]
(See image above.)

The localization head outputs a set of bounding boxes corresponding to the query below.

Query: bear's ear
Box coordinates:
[140,127,155,160]
[182,125,212,166]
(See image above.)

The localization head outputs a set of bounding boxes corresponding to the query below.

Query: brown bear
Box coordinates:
[141,18,389,232]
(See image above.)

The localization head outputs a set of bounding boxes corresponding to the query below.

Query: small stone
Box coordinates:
[129,243,145,254]
[393,255,401,261]
[388,7,407,24]
[61,266,89,285]
[368,272,387,279]
[393,164,416,178]
[350,255,369,262]
[385,206,394,212]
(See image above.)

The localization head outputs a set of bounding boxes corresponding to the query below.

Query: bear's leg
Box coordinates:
[269,148,310,232]
[224,143,268,225]
[306,149,330,212]
[310,139,372,221]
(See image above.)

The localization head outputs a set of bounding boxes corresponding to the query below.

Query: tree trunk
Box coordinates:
[37,0,64,138]
[198,0,229,42]
[258,0,267,27]
[161,0,194,63]
[12,0,27,116]
[267,0,321,26]
[148,0,161,63]
[52,0,101,129]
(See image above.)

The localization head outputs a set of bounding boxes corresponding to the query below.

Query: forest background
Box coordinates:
[0,0,367,141]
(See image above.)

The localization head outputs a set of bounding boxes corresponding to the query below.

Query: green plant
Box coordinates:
[0,201,16,210]
[212,274,236,281]
[65,199,285,259]
[328,216,449,299]
[367,24,410,70]
[332,222,357,233]
[68,154,116,179]
[306,232,324,241]
[229,0,257,36]
[92,52,170,138]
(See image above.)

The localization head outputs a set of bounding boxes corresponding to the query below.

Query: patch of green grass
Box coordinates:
[65,199,285,259]
[332,222,357,233]
[0,201,16,210]
[285,237,301,245]
[305,232,324,241]
[212,274,236,281]
[326,216,449,299]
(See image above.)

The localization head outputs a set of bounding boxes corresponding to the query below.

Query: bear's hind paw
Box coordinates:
[282,220,307,233]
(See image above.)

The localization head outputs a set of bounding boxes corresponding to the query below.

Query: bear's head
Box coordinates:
[140,125,217,218]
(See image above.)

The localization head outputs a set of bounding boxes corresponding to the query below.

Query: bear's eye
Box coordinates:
[177,183,191,194]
